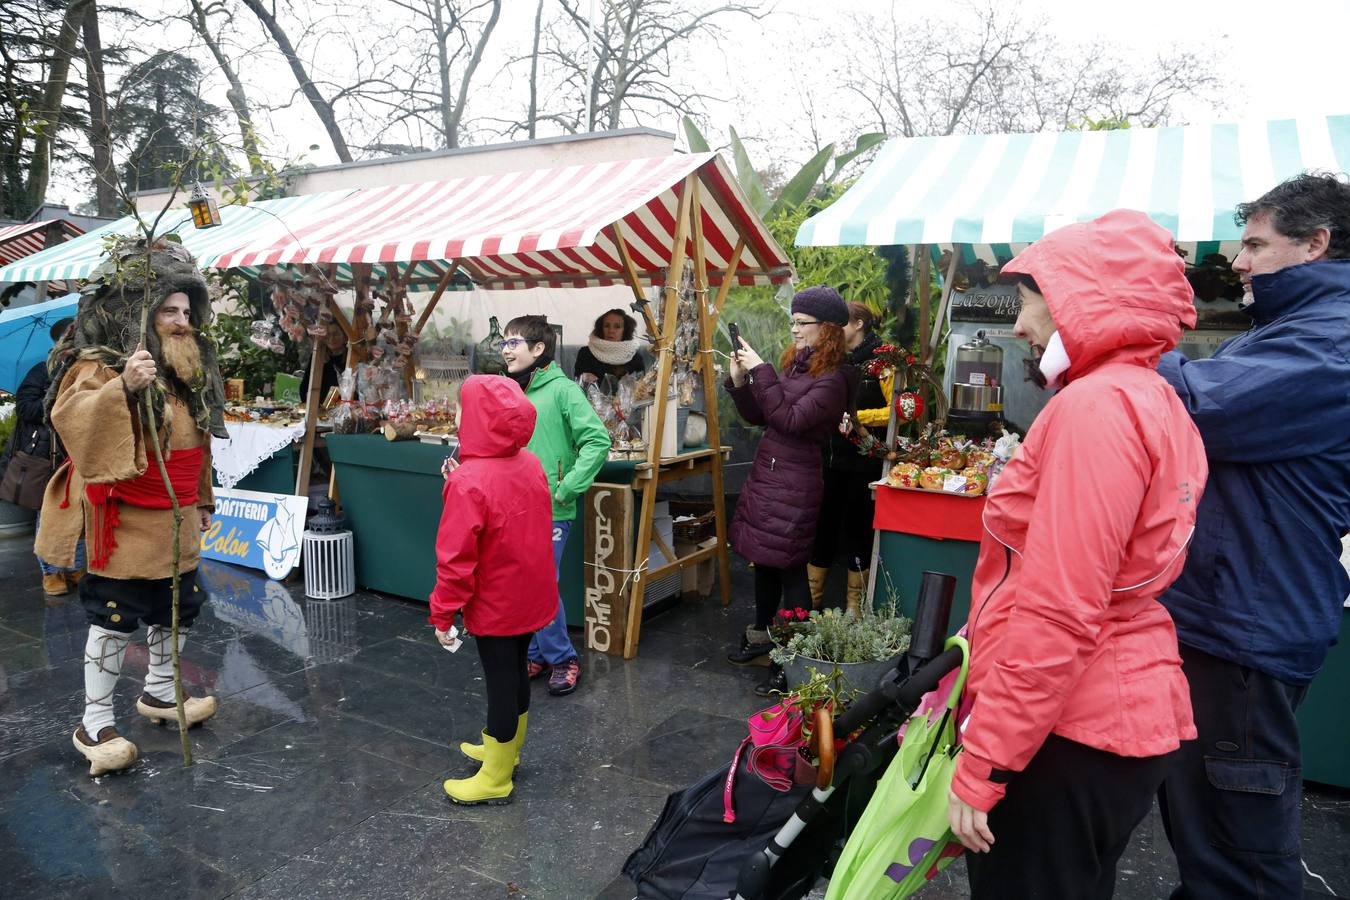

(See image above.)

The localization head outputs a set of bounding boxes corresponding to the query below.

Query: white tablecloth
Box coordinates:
[211,421,307,490]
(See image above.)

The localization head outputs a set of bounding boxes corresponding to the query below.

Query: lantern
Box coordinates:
[187,182,222,229]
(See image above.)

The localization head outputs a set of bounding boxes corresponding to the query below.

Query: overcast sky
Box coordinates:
[52,0,1350,207]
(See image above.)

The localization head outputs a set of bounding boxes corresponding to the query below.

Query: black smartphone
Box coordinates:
[727,321,741,352]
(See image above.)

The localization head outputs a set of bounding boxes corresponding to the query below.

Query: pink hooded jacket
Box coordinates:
[951,210,1208,812]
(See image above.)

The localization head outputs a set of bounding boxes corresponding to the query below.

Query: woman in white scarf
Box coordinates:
[572,308,647,386]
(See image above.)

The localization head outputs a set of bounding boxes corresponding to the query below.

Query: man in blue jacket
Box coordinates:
[1156,172,1350,899]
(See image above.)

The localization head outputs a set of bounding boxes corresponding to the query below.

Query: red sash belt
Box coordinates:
[83,446,204,569]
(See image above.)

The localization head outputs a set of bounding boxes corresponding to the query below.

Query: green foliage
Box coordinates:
[206,312,304,398]
[115,51,228,193]
[769,599,912,667]
[728,126,770,216]
[0,402,15,451]
[418,316,474,357]
[767,143,835,222]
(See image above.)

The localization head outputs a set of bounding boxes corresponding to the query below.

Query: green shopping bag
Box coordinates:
[825,635,970,900]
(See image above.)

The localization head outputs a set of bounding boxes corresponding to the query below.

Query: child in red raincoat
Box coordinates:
[429,375,557,806]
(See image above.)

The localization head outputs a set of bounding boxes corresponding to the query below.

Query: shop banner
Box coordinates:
[583,483,635,656]
[201,488,307,579]
[949,282,1019,327]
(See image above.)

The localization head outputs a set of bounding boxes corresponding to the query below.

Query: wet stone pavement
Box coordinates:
[1,534,1347,900]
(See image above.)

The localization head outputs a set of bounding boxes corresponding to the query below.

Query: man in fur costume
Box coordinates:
[37,239,229,776]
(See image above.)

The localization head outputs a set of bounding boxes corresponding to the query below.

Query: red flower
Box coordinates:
[793,607,809,620]
[905,354,916,366]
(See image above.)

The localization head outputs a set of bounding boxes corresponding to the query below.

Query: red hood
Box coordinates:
[458,375,536,459]
[1002,209,1196,379]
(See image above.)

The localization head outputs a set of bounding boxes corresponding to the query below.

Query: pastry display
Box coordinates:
[919,466,953,491]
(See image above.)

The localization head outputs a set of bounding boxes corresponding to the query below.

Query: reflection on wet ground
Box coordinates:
[0,536,1346,899]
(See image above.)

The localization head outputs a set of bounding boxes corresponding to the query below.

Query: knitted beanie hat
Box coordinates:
[790,285,848,326]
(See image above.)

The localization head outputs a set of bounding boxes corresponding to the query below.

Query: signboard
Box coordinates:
[583,483,635,656]
[201,488,307,579]
[950,282,1019,326]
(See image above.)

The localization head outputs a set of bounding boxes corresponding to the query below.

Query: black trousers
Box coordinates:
[1158,644,1308,900]
[79,570,205,633]
[753,564,809,629]
[476,633,533,743]
[966,734,1174,900]
[810,466,876,571]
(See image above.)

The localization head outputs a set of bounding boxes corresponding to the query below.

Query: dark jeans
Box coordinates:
[476,633,532,743]
[810,466,876,571]
[753,564,809,629]
[1158,644,1309,900]
[966,734,1174,900]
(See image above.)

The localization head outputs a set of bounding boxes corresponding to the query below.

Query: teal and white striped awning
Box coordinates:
[795,114,1350,248]
[0,191,356,284]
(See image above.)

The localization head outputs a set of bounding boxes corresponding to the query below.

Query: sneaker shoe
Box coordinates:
[526,659,549,680]
[547,658,581,696]
[43,573,69,596]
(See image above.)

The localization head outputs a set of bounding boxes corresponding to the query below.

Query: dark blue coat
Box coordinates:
[1158,259,1350,685]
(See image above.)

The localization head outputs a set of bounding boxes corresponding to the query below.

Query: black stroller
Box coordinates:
[624,571,967,900]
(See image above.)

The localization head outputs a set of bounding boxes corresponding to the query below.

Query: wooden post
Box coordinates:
[689,179,734,606]
[348,262,374,368]
[916,245,933,365]
[413,260,460,337]
[609,223,663,343]
[623,173,694,659]
[295,334,326,498]
[694,237,744,375]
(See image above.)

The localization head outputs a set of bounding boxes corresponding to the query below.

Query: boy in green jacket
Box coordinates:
[500,315,612,695]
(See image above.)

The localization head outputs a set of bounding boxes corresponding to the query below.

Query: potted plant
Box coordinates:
[769,592,913,704]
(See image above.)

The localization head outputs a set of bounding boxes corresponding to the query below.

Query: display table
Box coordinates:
[212,421,306,493]
[871,485,986,623]
[327,433,636,612]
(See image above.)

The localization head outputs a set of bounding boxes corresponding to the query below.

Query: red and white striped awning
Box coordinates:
[210,153,793,289]
[0,219,85,269]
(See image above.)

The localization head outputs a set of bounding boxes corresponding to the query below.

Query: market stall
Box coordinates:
[206,151,794,658]
[794,113,1350,786]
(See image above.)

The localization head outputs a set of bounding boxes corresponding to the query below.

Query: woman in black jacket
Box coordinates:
[1,318,84,595]
[572,309,647,386]
[808,302,889,615]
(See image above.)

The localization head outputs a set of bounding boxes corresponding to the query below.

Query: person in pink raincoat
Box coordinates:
[946,210,1209,899]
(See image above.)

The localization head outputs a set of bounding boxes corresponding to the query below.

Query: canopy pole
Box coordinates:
[927,250,962,366]
[688,178,733,607]
[295,268,326,499]
[694,237,744,374]
[609,223,663,343]
[412,260,461,337]
[624,173,695,659]
[325,296,356,342]
[347,263,374,369]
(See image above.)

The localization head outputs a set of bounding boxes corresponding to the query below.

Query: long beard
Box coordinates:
[158,328,204,389]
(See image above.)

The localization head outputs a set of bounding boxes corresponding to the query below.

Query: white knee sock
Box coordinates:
[82,626,131,736]
[144,624,187,703]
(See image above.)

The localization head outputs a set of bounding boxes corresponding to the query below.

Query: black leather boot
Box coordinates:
[726,626,773,667]
[753,664,787,697]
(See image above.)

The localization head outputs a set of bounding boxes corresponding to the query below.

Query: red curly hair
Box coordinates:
[779,322,847,377]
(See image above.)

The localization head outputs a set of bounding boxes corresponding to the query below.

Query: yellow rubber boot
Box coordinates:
[806,564,829,610]
[460,712,527,768]
[846,569,869,617]
[444,732,516,805]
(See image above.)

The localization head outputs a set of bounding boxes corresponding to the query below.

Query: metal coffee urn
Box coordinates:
[948,331,1005,438]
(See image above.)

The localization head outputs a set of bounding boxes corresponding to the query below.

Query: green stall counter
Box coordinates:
[326,434,635,617]
[871,485,986,623]
[1298,609,1350,789]
[213,445,298,496]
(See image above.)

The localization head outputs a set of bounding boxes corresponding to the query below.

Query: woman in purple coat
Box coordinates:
[725,286,852,692]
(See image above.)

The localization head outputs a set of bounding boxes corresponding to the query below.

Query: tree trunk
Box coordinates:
[527,0,544,138]
[189,0,262,173]
[240,0,353,163]
[28,0,91,214]
[433,2,454,147]
[81,0,118,216]
[447,0,500,148]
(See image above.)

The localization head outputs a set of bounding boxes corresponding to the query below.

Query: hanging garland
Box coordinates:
[846,343,949,460]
